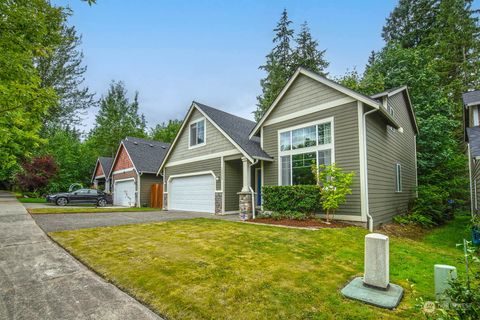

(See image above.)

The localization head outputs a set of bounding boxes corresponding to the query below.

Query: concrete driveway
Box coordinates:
[0,191,161,320]
[31,209,240,233]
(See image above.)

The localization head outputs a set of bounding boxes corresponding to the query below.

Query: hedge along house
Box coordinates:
[158,68,418,229]
[463,90,480,215]
[109,136,170,207]
[91,156,113,193]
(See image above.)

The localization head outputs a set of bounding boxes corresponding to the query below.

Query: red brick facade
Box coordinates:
[112,145,134,171]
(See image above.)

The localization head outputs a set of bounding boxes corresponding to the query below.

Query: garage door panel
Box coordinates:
[114,180,136,207]
[169,174,215,213]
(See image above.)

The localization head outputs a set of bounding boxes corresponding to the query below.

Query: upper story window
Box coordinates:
[189,118,205,148]
[279,118,334,186]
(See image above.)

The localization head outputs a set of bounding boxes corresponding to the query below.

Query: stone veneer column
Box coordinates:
[163,193,168,210]
[215,192,223,214]
[238,191,252,219]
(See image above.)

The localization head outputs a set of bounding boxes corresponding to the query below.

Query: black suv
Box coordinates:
[46,189,111,207]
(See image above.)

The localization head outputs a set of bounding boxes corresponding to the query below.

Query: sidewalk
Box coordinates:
[0,191,162,320]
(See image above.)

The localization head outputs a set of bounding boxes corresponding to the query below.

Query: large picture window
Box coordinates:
[189,118,205,148]
[279,119,334,186]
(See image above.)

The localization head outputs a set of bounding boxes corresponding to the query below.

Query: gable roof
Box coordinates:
[467,126,480,157]
[249,67,401,138]
[370,85,419,134]
[194,102,272,160]
[91,156,113,182]
[110,137,170,176]
[463,90,480,107]
[157,102,273,174]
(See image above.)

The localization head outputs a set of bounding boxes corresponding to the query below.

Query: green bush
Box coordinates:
[262,185,321,218]
[393,212,434,228]
[270,210,308,220]
[412,184,450,225]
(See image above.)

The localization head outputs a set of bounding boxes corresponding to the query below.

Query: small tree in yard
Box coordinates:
[312,163,355,223]
[16,156,58,194]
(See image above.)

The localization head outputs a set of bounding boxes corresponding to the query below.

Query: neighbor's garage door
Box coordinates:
[169,174,215,213]
[114,179,136,207]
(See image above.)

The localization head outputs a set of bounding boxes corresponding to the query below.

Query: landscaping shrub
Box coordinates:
[262,185,321,217]
[270,210,308,220]
[412,184,450,225]
[393,212,435,228]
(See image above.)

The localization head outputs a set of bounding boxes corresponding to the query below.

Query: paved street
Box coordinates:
[0,191,162,320]
[31,209,239,232]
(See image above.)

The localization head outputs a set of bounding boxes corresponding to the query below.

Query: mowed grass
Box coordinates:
[28,207,161,214]
[18,197,46,203]
[50,216,469,320]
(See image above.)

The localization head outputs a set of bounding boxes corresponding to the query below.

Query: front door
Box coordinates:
[255,168,262,206]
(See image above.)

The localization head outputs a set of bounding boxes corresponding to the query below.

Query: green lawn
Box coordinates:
[28,207,161,214]
[18,197,46,203]
[50,216,470,320]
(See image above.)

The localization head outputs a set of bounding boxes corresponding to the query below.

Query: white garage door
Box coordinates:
[114,180,136,207]
[169,174,215,213]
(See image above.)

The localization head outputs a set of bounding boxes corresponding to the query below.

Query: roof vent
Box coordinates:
[161,146,166,149]
[149,144,153,147]
[133,142,138,145]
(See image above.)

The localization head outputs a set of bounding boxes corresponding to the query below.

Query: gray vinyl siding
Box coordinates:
[262,101,361,217]
[469,151,480,211]
[366,92,417,225]
[164,158,222,191]
[267,74,348,120]
[139,173,163,207]
[224,159,242,211]
[167,109,237,162]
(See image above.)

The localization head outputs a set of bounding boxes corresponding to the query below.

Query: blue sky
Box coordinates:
[55,0,408,130]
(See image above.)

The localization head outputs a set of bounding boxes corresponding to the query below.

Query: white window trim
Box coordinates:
[188,117,206,149]
[395,163,403,192]
[277,117,335,185]
[473,106,479,126]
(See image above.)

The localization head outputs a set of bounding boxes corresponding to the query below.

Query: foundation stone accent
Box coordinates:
[238,191,252,220]
[215,192,222,214]
[163,193,168,210]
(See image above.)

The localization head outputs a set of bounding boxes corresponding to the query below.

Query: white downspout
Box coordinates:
[249,159,259,219]
[363,108,378,232]
[468,143,474,217]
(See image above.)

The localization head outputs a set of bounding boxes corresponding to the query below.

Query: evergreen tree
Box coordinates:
[292,22,329,75]
[88,81,147,157]
[381,0,438,48]
[255,9,294,121]
[150,119,182,143]
[36,24,95,131]
[254,10,330,121]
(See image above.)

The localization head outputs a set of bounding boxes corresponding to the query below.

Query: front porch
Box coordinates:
[222,156,262,217]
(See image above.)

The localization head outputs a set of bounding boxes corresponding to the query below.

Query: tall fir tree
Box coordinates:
[255,10,329,121]
[255,9,294,121]
[292,22,329,75]
[88,81,147,157]
[36,24,95,132]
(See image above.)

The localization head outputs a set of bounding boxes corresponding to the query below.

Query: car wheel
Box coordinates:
[56,197,68,206]
[97,198,107,207]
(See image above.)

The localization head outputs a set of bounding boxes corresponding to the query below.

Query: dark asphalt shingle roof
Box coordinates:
[122,137,170,173]
[98,157,113,177]
[194,102,272,160]
[467,127,480,157]
[463,90,480,107]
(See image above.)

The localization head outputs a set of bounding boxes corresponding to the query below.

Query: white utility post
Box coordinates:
[364,233,389,289]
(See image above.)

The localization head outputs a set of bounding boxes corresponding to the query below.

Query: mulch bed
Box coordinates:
[246,218,353,229]
[378,223,427,240]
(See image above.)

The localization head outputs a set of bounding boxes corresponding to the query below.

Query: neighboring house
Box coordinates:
[109,136,170,207]
[91,156,113,193]
[158,68,418,229]
[463,90,480,214]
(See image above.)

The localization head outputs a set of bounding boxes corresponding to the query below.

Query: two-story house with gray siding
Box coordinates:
[158,68,418,229]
